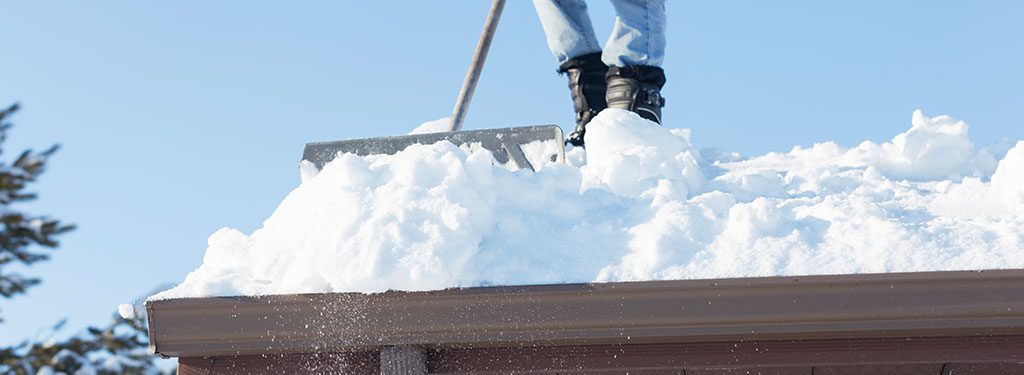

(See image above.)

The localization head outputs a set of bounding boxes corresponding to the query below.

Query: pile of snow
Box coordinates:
[152,109,1024,299]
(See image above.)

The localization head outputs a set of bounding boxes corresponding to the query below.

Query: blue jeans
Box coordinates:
[533,0,667,67]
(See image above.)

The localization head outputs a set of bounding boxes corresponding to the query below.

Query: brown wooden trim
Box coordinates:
[176,337,1024,375]
[148,269,1024,358]
[429,336,1024,373]
[178,351,379,374]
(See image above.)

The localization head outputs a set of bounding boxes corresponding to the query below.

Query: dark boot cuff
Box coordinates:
[607,65,666,88]
[558,52,607,74]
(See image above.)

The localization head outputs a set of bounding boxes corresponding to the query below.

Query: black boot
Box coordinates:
[606,65,666,124]
[558,52,608,147]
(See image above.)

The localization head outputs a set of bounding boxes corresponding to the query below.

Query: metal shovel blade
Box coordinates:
[302,125,565,172]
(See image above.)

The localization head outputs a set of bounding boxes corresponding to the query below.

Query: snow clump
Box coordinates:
[117,304,136,320]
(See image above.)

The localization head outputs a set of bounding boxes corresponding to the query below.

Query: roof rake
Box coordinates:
[302,0,565,172]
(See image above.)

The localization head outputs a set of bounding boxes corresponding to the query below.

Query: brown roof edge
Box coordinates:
[146,269,1024,358]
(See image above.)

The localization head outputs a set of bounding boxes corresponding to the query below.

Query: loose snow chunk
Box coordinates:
[930,141,1024,217]
[117,304,136,320]
[151,110,1024,300]
[843,110,996,180]
[581,109,703,198]
[519,139,562,171]
[991,141,1024,199]
[408,117,452,135]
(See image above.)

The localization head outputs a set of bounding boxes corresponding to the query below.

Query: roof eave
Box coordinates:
[146,269,1024,358]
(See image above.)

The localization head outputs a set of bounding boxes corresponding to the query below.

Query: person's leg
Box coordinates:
[533,0,602,65]
[603,0,666,67]
[559,52,609,146]
[533,0,609,146]
[604,0,667,124]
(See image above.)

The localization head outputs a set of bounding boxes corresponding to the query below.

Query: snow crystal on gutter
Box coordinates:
[151,109,1024,300]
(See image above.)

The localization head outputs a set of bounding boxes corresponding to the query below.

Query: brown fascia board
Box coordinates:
[146,269,1024,359]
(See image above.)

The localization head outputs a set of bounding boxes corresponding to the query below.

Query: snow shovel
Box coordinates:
[302,0,565,171]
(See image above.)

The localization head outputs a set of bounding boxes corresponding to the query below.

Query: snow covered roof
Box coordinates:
[151,110,1024,300]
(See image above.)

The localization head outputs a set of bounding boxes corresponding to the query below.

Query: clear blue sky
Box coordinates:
[1,1,1022,344]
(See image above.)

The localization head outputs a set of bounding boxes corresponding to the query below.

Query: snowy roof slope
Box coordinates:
[151,109,1024,299]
